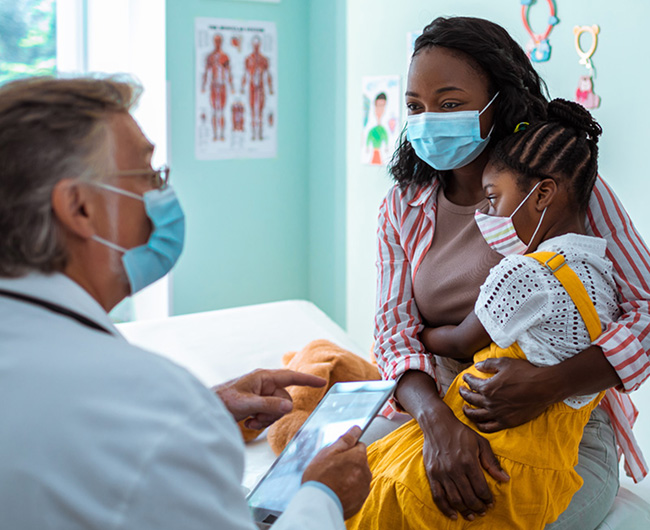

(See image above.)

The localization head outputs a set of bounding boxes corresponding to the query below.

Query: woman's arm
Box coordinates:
[373,186,436,410]
[587,177,650,391]
[461,176,650,432]
[395,371,510,521]
[374,187,509,521]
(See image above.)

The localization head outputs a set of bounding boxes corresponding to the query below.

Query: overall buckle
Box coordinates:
[544,252,566,273]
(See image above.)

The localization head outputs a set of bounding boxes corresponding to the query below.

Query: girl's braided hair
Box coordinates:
[391,16,549,189]
[491,98,602,212]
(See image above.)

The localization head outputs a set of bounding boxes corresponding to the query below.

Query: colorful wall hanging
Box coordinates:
[520,0,559,62]
[573,24,601,109]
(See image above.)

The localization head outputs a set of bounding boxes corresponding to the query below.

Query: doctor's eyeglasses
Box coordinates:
[115,165,170,190]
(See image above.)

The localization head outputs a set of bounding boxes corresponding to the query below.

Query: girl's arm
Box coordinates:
[420,312,491,361]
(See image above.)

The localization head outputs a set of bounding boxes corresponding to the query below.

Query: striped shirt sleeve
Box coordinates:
[373,187,435,415]
[586,177,650,392]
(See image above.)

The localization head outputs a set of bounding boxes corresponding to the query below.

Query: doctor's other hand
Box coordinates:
[302,426,372,520]
[213,369,326,429]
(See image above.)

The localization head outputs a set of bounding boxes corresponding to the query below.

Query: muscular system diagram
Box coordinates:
[195,19,277,160]
[202,34,234,142]
[241,35,273,141]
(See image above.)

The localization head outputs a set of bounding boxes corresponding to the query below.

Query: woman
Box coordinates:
[349,100,615,530]
[371,16,650,529]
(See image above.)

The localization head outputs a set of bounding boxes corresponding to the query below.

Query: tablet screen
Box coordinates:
[247,380,395,521]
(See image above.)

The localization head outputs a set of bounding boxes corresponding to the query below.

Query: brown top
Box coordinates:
[413,188,503,327]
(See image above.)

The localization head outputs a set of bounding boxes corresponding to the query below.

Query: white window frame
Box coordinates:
[56,0,86,73]
[57,0,171,321]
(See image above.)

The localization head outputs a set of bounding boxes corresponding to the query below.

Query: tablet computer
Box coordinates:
[247,380,395,527]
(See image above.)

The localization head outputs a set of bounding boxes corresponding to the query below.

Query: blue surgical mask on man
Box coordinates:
[92,184,185,294]
[406,92,499,171]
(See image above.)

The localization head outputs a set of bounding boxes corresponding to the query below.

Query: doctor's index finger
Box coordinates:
[265,369,327,389]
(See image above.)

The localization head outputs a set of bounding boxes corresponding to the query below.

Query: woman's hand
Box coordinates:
[459,358,556,432]
[395,371,509,521]
[460,346,621,433]
[420,408,510,521]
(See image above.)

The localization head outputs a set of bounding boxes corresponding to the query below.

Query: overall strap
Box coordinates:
[526,251,602,341]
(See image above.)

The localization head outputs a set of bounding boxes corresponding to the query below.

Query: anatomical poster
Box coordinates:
[361,76,401,166]
[195,18,277,160]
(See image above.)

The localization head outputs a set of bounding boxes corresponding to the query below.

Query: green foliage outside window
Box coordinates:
[0,0,56,85]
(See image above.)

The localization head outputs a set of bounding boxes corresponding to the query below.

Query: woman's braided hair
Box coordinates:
[491,98,602,212]
[391,16,549,189]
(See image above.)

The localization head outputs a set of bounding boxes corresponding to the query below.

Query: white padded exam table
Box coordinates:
[118,300,650,529]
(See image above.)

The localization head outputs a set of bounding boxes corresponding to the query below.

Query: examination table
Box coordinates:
[118,300,650,529]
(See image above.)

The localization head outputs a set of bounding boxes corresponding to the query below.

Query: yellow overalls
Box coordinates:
[347,252,605,530]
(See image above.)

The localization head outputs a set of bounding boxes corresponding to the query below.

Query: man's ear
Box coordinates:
[51,179,96,239]
[534,178,557,211]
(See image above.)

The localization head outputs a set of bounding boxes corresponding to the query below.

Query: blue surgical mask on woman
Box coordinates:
[406,92,499,171]
[92,184,185,294]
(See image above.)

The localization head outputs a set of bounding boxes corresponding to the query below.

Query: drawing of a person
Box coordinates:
[241,35,274,141]
[201,33,234,142]
[366,92,389,165]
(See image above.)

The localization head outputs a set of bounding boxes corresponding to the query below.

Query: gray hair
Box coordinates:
[0,75,142,276]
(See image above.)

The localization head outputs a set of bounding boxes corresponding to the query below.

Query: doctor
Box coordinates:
[0,76,370,529]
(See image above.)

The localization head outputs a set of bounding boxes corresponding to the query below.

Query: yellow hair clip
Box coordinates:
[514,121,530,133]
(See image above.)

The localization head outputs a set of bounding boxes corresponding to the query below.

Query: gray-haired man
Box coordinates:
[0,76,370,529]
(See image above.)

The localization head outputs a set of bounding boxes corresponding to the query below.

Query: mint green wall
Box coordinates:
[307,0,347,325]
[345,0,650,348]
[167,0,310,315]
[166,0,347,325]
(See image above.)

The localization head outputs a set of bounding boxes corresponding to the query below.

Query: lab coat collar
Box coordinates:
[0,272,122,337]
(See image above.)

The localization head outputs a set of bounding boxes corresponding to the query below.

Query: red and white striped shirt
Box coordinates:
[374,176,650,482]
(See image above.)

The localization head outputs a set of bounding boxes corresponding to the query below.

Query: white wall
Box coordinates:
[345,0,650,350]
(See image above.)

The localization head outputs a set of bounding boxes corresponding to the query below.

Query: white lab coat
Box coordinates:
[0,273,344,530]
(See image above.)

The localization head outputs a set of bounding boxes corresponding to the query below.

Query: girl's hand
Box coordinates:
[419,407,510,521]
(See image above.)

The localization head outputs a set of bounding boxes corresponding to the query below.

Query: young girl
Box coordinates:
[347,100,619,529]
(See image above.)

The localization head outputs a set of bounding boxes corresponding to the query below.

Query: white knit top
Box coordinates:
[475,233,620,409]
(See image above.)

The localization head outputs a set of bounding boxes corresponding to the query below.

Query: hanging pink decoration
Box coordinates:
[520,0,559,62]
[573,25,601,109]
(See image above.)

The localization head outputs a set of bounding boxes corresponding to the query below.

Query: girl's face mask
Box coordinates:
[474,181,546,256]
[406,92,499,171]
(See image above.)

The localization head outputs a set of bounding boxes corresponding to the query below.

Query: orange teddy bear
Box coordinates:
[239,339,381,455]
